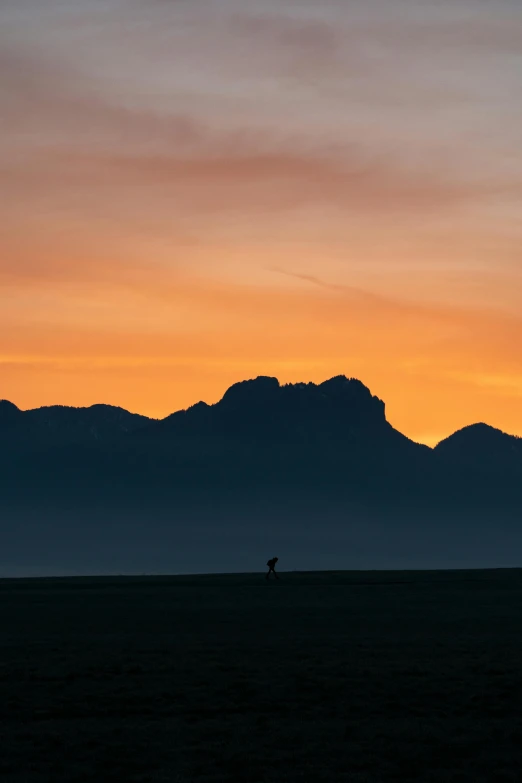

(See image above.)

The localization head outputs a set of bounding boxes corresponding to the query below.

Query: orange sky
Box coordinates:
[1,0,522,445]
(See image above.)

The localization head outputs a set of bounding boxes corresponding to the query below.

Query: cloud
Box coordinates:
[2,2,521,236]
[375,14,522,56]
[4,140,517,225]
[0,42,204,150]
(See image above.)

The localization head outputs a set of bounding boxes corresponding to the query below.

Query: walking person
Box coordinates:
[266,557,279,580]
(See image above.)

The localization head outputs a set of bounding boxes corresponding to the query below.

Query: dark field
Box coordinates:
[2,570,522,782]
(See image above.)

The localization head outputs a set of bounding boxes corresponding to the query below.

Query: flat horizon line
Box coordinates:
[2,566,522,583]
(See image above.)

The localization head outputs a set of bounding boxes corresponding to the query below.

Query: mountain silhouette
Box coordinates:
[119,375,434,504]
[2,376,522,575]
[435,423,522,474]
[0,400,151,455]
[136,375,419,452]
[0,376,520,515]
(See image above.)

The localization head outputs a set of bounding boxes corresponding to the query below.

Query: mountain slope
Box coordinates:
[0,376,440,519]
[136,375,425,454]
[123,375,432,497]
[1,377,520,514]
[0,400,152,455]
[435,423,522,474]
[1,378,521,576]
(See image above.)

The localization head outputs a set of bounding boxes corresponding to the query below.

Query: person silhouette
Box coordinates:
[266,557,279,580]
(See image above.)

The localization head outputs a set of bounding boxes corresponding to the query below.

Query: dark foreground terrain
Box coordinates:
[2,570,522,782]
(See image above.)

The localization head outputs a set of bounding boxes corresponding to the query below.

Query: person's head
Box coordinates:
[273,557,278,563]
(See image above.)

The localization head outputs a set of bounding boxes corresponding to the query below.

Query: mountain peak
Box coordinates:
[319,375,378,397]
[434,420,522,474]
[0,399,21,421]
[436,422,519,448]
[217,375,386,425]
[0,399,19,410]
[319,374,352,387]
[221,376,281,406]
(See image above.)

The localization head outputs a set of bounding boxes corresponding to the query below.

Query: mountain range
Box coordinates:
[2,375,522,575]
[1,375,521,507]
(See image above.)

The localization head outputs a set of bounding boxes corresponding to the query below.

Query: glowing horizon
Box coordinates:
[2,0,522,446]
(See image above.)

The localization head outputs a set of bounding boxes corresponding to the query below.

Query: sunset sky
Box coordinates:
[1,0,522,445]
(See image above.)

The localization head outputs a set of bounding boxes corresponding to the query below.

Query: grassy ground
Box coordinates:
[1,569,522,782]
